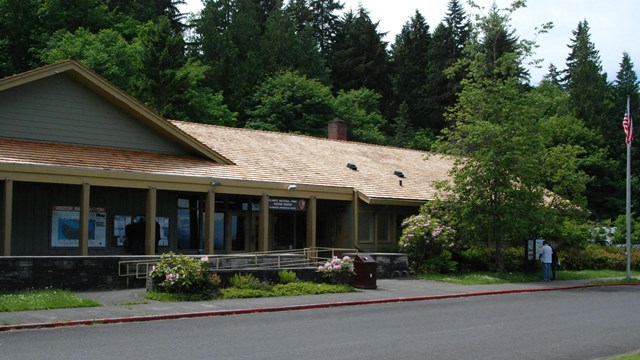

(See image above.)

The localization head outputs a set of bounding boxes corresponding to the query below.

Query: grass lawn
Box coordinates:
[4,270,638,311]
[145,282,354,302]
[608,351,640,360]
[418,270,640,285]
[0,289,101,312]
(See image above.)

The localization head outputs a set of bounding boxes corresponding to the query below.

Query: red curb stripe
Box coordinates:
[1,283,638,332]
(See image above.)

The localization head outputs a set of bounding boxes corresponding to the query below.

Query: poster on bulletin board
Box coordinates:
[51,206,107,248]
[113,215,132,247]
[113,215,169,247]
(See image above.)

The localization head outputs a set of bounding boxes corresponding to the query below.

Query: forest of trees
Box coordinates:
[1,0,639,252]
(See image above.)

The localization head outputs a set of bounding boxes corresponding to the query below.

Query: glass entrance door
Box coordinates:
[177,197,204,253]
[272,211,306,250]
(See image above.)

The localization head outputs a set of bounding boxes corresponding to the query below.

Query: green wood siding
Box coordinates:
[10,182,184,255]
[0,74,188,155]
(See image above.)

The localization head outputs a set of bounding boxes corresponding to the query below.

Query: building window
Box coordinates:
[358,212,373,243]
[214,213,224,250]
[376,213,391,243]
[231,215,245,251]
[178,197,203,251]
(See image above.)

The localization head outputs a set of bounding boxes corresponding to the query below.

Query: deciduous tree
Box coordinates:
[435,2,588,271]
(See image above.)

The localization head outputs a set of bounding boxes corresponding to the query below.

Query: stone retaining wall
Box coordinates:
[0,256,148,292]
[345,253,409,278]
[0,253,409,292]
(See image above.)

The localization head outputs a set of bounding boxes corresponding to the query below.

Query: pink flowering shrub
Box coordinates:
[399,211,457,273]
[317,256,355,284]
[149,252,220,296]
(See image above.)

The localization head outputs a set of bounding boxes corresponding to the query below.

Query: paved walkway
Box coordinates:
[1,278,638,332]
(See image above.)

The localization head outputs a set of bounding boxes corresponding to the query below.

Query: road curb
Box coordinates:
[2,282,638,332]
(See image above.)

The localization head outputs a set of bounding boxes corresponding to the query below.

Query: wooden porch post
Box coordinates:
[79,182,90,256]
[204,190,215,255]
[2,179,13,256]
[353,190,359,249]
[259,193,269,251]
[307,196,317,248]
[145,186,157,255]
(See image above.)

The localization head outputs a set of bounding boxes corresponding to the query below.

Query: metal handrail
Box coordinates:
[118,247,359,279]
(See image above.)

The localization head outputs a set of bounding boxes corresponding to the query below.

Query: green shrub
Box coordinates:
[228,273,273,291]
[458,246,493,272]
[399,210,456,273]
[317,256,355,284]
[145,291,211,302]
[502,247,525,272]
[278,270,298,284]
[271,282,352,296]
[148,252,220,297]
[561,244,639,271]
[218,282,354,299]
[420,249,457,274]
[557,219,591,249]
[219,287,272,299]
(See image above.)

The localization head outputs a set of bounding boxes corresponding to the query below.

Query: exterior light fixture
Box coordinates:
[288,184,298,190]
[346,163,358,170]
[211,180,221,186]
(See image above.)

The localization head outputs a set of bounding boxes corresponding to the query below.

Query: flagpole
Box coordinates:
[626,95,631,280]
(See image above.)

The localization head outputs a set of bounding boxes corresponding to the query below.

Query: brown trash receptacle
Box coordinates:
[353,254,377,289]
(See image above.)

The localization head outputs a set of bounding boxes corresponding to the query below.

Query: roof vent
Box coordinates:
[394,170,405,178]
[347,163,358,171]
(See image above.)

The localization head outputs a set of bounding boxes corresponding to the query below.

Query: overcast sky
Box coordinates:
[181,0,639,85]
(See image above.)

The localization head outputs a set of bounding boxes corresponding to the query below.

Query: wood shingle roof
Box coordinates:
[0,59,454,204]
[171,121,454,203]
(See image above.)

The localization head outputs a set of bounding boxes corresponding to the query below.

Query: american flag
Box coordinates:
[623,112,633,145]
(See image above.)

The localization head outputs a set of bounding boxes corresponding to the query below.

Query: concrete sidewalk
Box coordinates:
[1,278,638,332]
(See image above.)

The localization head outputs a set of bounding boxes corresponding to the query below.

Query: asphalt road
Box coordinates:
[1,286,639,360]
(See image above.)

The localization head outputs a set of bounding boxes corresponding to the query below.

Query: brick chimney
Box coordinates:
[328,118,347,141]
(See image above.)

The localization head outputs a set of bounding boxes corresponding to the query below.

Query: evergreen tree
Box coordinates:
[564,20,620,218]
[613,52,640,212]
[390,11,432,130]
[392,101,413,148]
[613,52,639,111]
[564,20,611,132]
[260,1,327,80]
[308,0,344,58]
[329,7,391,102]
[36,0,113,35]
[285,0,314,33]
[543,63,562,86]
[196,0,264,122]
[426,0,470,133]
[0,0,41,76]
[613,52,639,158]
[255,0,280,31]
[444,0,470,58]
[139,16,190,118]
[476,2,526,80]
[108,0,186,31]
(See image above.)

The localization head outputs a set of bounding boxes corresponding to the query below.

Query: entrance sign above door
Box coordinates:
[269,198,306,211]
